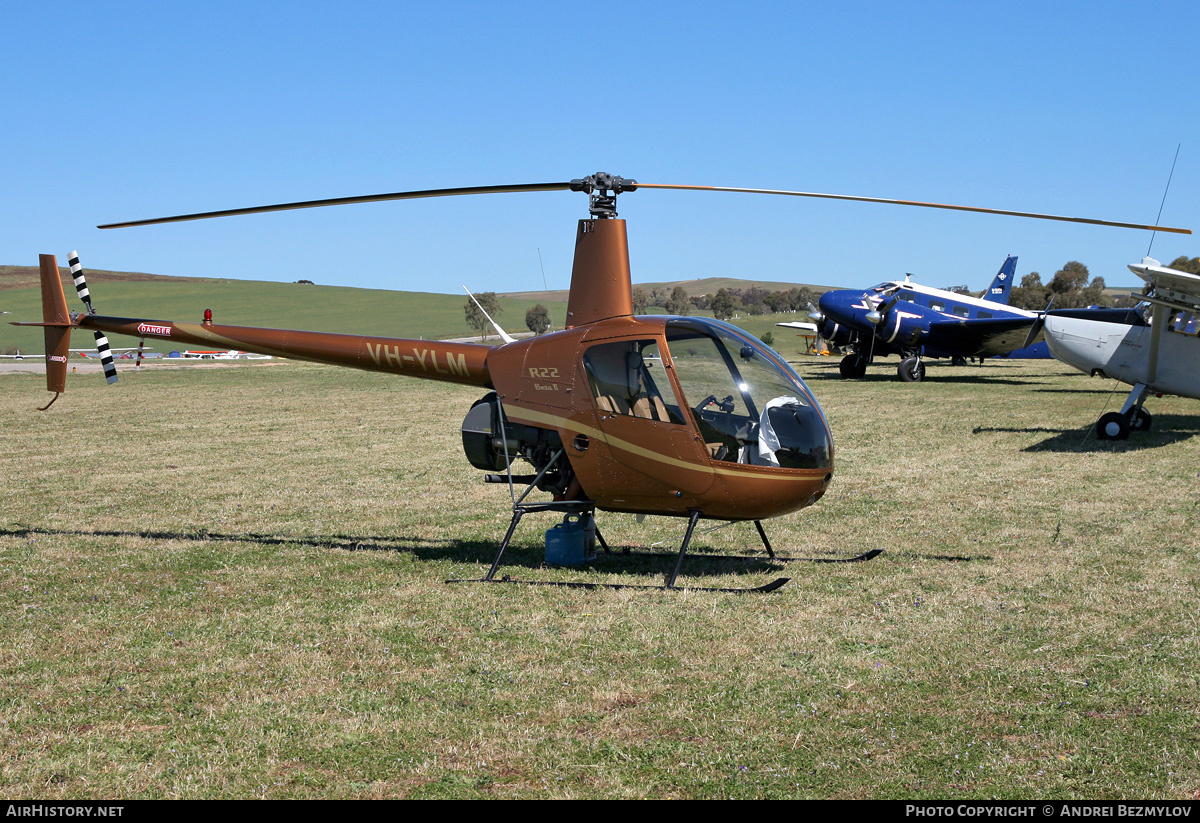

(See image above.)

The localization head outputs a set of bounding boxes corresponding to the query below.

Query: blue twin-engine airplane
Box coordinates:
[811,255,1041,381]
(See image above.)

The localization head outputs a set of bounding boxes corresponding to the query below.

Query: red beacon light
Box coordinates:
[203,309,213,325]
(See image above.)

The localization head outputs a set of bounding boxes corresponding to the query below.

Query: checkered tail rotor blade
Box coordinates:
[68,251,118,385]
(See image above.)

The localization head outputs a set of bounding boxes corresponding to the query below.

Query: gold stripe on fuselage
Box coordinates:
[503,404,815,481]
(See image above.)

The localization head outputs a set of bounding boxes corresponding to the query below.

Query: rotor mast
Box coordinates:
[564,174,639,328]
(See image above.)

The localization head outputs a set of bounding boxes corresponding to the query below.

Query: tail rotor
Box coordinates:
[68,251,118,385]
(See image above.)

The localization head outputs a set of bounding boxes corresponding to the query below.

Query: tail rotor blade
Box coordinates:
[93,331,119,385]
[68,251,96,314]
[68,251,118,385]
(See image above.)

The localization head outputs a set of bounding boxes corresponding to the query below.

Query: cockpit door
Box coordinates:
[580,337,715,496]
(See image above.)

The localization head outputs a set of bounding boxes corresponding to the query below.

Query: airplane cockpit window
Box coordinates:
[953,306,970,318]
[871,283,899,297]
[583,339,685,424]
[664,318,831,469]
[1169,310,1197,336]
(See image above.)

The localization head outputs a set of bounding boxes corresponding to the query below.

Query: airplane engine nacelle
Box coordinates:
[878,302,943,347]
[461,392,570,492]
[818,318,856,347]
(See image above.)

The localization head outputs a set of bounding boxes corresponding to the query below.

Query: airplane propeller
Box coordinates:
[864,293,903,327]
[1022,296,1056,350]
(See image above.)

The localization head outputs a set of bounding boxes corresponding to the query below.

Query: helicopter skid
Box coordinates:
[604,547,883,564]
[446,575,792,594]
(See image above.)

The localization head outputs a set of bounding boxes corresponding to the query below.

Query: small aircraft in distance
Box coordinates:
[0,350,29,360]
[1035,257,1200,440]
[182,349,271,359]
[773,320,823,355]
[810,255,1042,381]
[73,346,152,358]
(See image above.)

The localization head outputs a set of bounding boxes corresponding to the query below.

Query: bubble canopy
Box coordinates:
[664,318,832,469]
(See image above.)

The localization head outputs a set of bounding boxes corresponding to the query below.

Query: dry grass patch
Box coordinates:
[1,359,1198,798]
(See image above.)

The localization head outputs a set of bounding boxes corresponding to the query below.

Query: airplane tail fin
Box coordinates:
[984,255,1018,304]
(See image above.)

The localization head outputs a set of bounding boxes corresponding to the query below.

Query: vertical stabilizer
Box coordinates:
[38,255,73,394]
[984,255,1018,305]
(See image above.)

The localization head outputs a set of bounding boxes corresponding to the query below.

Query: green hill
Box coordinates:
[0,266,571,354]
[1,265,832,356]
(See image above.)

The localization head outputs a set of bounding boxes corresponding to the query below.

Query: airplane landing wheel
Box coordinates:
[1128,408,1153,432]
[1096,411,1129,440]
[839,353,868,379]
[898,356,925,382]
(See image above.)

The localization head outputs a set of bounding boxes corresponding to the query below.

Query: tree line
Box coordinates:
[632,284,823,320]
[462,283,824,336]
[1008,256,1198,310]
[464,255,1199,336]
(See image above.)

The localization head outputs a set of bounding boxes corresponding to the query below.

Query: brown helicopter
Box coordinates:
[18,173,1190,591]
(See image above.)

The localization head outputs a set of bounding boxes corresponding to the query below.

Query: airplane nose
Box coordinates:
[818,289,859,321]
[817,290,840,317]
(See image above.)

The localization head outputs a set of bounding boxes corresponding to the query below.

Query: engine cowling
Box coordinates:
[878,301,943,347]
[461,392,572,494]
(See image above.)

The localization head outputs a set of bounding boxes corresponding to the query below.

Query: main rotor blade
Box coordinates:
[635,183,1192,234]
[99,182,574,229]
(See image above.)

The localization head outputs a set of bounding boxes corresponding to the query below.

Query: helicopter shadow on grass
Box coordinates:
[0,525,472,562]
[799,365,1052,388]
[971,414,1200,451]
[0,525,796,584]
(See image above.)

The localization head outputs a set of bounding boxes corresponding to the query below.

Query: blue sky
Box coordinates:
[4,1,1197,295]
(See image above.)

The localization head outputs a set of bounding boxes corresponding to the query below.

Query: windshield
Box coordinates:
[665,318,831,469]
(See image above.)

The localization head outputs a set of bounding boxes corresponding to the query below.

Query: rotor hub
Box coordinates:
[569,173,638,218]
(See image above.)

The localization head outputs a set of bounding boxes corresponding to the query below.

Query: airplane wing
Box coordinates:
[1128,262,1200,306]
[923,316,1039,357]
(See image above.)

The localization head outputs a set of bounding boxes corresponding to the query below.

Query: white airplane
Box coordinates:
[1039,257,1200,440]
[183,349,272,360]
[72,346,151,357]
[774,320,823,354]
[0,350,29,359]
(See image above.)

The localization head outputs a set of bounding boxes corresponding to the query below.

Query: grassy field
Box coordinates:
[1,357,1197,799]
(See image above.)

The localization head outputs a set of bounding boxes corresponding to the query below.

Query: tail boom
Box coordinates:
[75,315,496,387]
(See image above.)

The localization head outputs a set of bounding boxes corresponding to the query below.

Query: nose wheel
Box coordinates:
[1095,384,1154,440]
